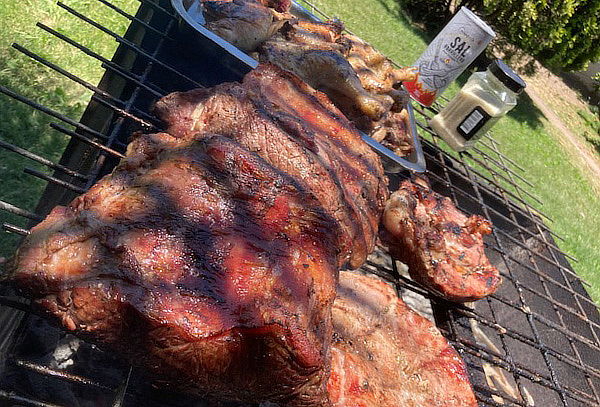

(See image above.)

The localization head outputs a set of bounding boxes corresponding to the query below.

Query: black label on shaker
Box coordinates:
[457,107,491,140]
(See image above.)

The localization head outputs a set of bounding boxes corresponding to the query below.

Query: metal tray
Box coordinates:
[170,0,426,173]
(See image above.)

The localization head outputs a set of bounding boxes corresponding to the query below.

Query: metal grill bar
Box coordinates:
[36,23,166,98]
[419,151,587,290]
[11,43,158,129]
[416,120,543,206]
[486,135,600,404]
[2,223,29,236]
[57,1,203,88]
[0,139,89,181]
[389,269,600,381]
[419,137,583,274]
[0,85,109,141]
[23,167,87,194]
[13,359,111,390]
[135,0,178,19]
[458,149,571,406]
[418,104,537,191]
[49,123,126,159]
[0,390,64,407]
[0,201,42,222]
[96,0,176,42]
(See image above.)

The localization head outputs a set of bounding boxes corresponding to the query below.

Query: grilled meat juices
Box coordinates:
[329,271,478,406]
[383,179,501,302]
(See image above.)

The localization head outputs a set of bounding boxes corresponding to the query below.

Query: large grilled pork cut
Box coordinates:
[10,133,338,406]
[154,63,388,269]
[329,271,478,406]
[383,179,501,302]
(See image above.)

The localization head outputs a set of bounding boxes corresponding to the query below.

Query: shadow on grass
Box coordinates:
[371,0,435,43]
[0,48,85,259]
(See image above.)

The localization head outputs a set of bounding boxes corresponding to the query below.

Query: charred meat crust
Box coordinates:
[11,133,338,405]
[382,179,501,302]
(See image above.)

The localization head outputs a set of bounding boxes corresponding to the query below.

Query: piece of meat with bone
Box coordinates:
[202,0,291,52]
[343,33,416,96]
[382,179,501,302]
[10,133,338,406]
[328,270,478,407]
[154,63,388,269]
[259,21,393,121]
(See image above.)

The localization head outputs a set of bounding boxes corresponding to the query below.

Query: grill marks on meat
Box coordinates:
[259,21,392,121]
[383,180,501,302]
[328,271,478,407]
[11,133,338,405]
[202,0,291,52]
[154,64,388,269]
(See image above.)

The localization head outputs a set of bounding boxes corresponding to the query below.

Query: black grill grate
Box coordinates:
[0,0,598,406]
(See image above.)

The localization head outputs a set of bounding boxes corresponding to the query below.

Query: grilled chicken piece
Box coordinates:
[329,271,478,407]
[371,109,414,157]
[283,19,345,47]
[382,179,501,302]
[11,133,338,406]
[260,36,392,121]
[203,0,291,52]
[343,33,416,95]
[154,64,388,269]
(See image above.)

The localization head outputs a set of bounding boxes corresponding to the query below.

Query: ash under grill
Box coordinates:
[0,0,599,406]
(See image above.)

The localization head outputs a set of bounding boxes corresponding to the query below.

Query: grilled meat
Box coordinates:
[154,63,388,269]
[257,20,415,156]
[203,0,291,52]
[10,133,339,406]
[259,28,392,121]
[328,270,478,407]
[382,179,501,302]
[344,33,416,96]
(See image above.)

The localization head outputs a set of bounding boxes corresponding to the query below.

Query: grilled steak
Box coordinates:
[10,133,339,406]
[329,270,478,406]
[154,64,388,269]
[382,179,501,302]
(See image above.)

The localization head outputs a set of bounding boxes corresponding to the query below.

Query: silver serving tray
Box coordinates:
[171,0,426,173]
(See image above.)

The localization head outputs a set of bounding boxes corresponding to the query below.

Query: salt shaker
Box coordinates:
[428,59,526,152]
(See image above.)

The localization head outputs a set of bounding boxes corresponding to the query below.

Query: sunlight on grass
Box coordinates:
[0,0,138,258]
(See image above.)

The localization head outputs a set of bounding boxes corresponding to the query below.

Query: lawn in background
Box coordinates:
[0,0,137,259]
[1,0,599,303]
[304,0,600,302]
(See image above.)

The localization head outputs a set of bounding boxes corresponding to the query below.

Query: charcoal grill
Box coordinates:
[0,1,598,406]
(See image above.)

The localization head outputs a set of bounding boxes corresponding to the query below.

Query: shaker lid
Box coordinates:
[489,60,526,94]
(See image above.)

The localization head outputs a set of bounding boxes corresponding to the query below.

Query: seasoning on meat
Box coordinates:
[382,179,501,302]
[329,270,478,406]
[10,133,338,406]
[153,63,388,269]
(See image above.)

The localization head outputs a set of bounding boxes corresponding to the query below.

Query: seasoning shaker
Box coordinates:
[428,59,526,152]
[403,7,496,107]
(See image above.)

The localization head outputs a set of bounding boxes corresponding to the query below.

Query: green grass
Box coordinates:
[0,0,598,302]
[305,0,600,301]
[0,0,137,259]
